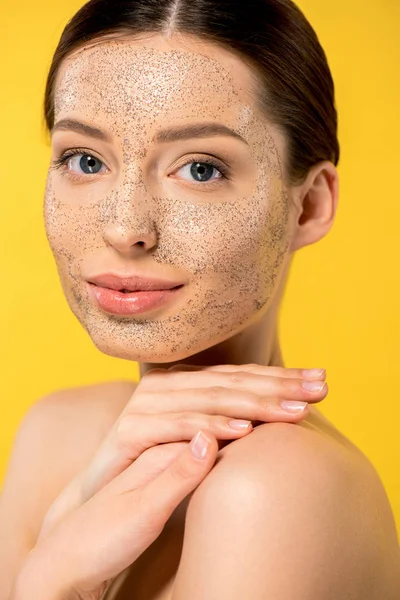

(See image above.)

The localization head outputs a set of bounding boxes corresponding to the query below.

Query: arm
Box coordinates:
[0,397,59,600]
[171,422,399,600]
[0,382,135,600]
[8,557,69,600]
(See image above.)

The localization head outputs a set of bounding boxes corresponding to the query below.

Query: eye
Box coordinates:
[175,161,224,183]
[51,148,108,179]
[69,153,104,174]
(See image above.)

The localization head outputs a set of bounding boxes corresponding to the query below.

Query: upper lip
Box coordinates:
[87,273,185,292]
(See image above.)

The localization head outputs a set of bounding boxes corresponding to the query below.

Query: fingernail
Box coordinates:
[280,401,308,413]
[301,381,326,393]
[228,419,251,430]
[191,430,211,460]
[301,368,325,378]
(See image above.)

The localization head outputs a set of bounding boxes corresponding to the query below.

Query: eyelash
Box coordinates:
[50,148,107,183]
[50,148,231,184]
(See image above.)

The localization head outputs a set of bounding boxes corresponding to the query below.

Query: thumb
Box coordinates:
[141,430,218,521]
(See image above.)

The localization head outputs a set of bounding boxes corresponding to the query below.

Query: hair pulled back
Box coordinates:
[44,0,340,185]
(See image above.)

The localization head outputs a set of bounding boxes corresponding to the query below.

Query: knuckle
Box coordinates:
[142,367,166,379]
[115,414,141,452]
[115,412,134,438]
[123,390,150,412]
[280,376,300,392]
[175,411,198,427]
[202,364,224,371]
[168,363,192,371]
[247,391,264,407]
[228,372,246,385]
[245,363,258,369]
[206,386,225,401]
[174,412,215,434]
[170,454,194,482]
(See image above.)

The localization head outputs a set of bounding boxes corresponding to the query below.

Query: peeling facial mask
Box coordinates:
[44,38,292,362]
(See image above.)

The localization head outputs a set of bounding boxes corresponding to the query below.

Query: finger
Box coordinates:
[83,373,324,501]
[113,439,227,496]
[114,400,321,460]
[102,442,189,495]
[139,431,218,524]
[139,366,326,398]
[116,412,253,456]
[201,364,326,380]
[134,376,328,413]
[83,411,252,498]
[167,364,207,372]
[83,372,327,504]
[99,383,325,487]
[166,363,326,380]
[88,435,218,582]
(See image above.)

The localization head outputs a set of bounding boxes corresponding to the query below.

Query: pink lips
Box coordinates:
[86,273,185,315]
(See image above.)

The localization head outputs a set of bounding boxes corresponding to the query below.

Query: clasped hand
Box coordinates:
[16,363,327,600]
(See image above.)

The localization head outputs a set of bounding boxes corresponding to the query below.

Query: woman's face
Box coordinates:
[44,35,294,362]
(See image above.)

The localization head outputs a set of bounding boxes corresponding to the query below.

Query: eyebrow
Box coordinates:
[154,123,248,145]
[51,119,248,146]
[51,119,111,142]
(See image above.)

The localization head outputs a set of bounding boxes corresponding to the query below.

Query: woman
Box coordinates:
[4,0,399,598]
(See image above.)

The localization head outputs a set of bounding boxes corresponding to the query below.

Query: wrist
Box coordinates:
[10,549,73,600]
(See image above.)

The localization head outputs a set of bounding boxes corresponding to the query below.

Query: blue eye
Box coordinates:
[73,154,103,174]
[176,161,223,183]
[51,149,107,178]
[51,150,229,184]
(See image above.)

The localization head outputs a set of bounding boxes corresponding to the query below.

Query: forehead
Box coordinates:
[53,38,267,137]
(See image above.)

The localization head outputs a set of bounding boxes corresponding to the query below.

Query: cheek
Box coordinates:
[153,178,290,298]
[43,175,64,251]
[43,174,104,255]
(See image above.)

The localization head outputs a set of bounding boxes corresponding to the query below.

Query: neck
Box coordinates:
[138,308,284,378]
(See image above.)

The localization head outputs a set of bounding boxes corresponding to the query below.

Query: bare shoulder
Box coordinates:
[179,415,399,598]
[3,379,137,518]
[222,415,399,554]
[0,380,137,594]
[32,379,138,480]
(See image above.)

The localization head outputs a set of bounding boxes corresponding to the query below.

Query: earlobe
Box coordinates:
[290,161,339,253]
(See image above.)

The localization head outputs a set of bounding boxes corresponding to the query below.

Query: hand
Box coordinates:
[37,364,327,544]
[13,431,219,600]
[25,364,327,597]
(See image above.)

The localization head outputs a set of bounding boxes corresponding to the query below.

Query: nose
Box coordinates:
[103,222,158,254]
[102,178,158,255]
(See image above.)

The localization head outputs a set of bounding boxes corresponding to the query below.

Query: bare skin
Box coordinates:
[101,399,358,599]
[13,380,398,600]
[3,33,398,599]
[45,35,335,369]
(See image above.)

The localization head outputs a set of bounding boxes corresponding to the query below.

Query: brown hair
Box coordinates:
[43,0,340,185]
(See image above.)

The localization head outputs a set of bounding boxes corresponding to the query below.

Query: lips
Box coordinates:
[87,276,184,317]
[87,273,184,292]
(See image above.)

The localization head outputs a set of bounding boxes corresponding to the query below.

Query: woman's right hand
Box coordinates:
[13,429,220,600]
[36,363,327,546]
[16,364,327,598]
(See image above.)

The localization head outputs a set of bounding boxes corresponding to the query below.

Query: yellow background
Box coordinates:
[1,1,399,535]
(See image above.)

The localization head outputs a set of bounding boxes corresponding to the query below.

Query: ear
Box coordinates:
[289,161,339,253]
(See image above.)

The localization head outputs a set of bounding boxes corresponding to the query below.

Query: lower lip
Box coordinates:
[87,283,184,315]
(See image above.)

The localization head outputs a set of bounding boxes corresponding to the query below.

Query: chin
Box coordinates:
[76,312,254,366]
[87,332,201,364]
[68,293,250,365]
[85,321,240,365]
